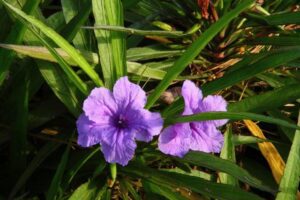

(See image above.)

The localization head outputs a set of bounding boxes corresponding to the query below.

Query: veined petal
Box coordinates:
[199,95,228,127]
[158,123,191,157]
[129,109,163,142]
[113,76,146,110]
[206,125,224,153]
[76,114,101,147]
[100,129,136,166]
[83,87,117,124]
[182,80,203,115]
[190,123,224,153]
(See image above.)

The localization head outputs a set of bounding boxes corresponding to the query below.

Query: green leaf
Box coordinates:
[123,0,142,9]
[246,11,300,26]
[31,29,89,95]
[276,111,300,200]
[178,152,274,193]
[0,44,170,80]
[9,142,61,199]
[46,137,72,200]
[143,180,187,200]
[61,0,92,50]
[123,164,264,200]
[62,148,100,190]
[268,110,295,142]
[246,36,300,46]
[228,83,300,113]
[0,0,40,85]
[145,0,255,108]
[202,48,300,95]
[1,0,103,87]
[0,44,99,66]
[232,135,267,146]
[8,62,38,181]
[119,178,142,200]
[37,60,82,117]
[92,0,126,88]
[168,111,300,130]
[163,167,212,180]
[84,25,187,38]
[220,125,238,186]
[127,46,183,61]
[68,181,107,200]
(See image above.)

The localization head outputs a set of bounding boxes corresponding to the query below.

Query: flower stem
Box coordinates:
[109,163,117,187]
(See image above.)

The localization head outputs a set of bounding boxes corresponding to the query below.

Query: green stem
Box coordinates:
[109,163,117,187]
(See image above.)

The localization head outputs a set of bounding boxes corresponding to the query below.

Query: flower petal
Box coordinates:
[83,87,117,124]
[76,114,101,147]
[199,95,228,127]
[128,109,163,142]
[190,123,224,153]
[181,80,203,115]
[113,76,146,110]
[100,129,136,166]
[206,125,224,153]
[158,123,191,157]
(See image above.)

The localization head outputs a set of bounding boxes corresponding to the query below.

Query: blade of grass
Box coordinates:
[232,135,267,146]
[228,83,300,113]
[245,11,300,26]
[1,0,103,87]
[124,164,265,200]
[145,0,254,108]
[168,111,300,130]
[62,148,100,189]
[202,47,300,95]
[119,178,142,200]
[142,180,187,200]
[246,36,300,46]
[37,60,82,117]
[61,0,92,50]
[220,125,238,186]
[146,150,274,193]
[46,135,72,200]
[9,142,61,199]
[276,111,300,200]
[9,63,30,182]
[126,46,183,61]
[0,44,170,80]
[0,44,99,66]
[31,28,89,95]
[83,25,187,38]
[92,0,126,88]
[0,0,40,86]
[68,180,107,200]
[177,151,274,193]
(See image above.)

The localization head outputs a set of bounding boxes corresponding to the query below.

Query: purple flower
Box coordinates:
[158,80,228,157]
[76,76,163,166]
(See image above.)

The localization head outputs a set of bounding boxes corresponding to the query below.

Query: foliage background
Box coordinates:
[0,0,299,199]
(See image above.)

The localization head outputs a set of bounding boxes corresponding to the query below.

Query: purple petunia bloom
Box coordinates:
[76,76,163,166]
[158,80,228,157]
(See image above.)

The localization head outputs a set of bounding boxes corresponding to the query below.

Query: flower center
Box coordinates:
[114,115,128,129]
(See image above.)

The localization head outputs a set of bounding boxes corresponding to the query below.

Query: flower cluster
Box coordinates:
[77,77,227,166]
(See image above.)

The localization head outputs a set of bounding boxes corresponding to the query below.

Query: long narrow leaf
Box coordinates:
[145,0,254,108]
[0,0,40,85]
[1,0,103,87]
[220,125,237,186]
[168,111,300,130]
[276,111,300,200]
[123,164,264,200]
[92,0,126,88]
